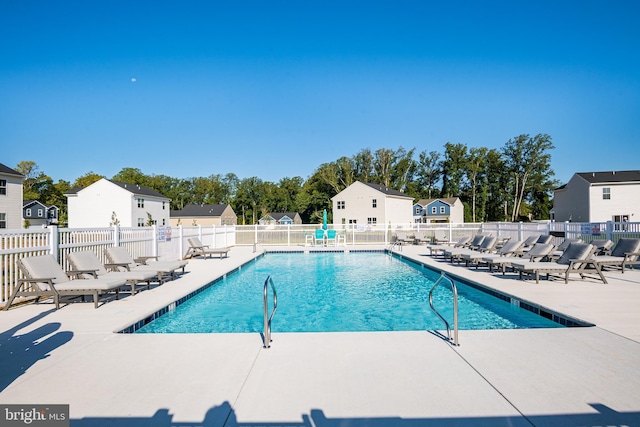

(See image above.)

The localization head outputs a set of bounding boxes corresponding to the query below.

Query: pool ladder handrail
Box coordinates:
[388,240,402,254]
[263,275,277,348]
[428,273,459,346]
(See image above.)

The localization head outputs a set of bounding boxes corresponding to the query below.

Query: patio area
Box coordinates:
[1,245,639,427]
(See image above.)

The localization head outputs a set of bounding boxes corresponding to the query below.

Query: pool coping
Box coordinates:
[118,248,592,334]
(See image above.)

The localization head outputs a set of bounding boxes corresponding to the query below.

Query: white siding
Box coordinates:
[0,173,24,229]
[589,183,640,222]
[552,175,591,222]
[67,179,171,228]
[331,181,413,226]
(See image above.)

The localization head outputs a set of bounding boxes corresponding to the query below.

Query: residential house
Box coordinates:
[331,181,414,227]
[66,178,171,228]
[170,204,237,227]
[258,212,302,225]
[413,197,464,223]
[0,163,24,229]
[23,200,59,227]
[552,170,640,223]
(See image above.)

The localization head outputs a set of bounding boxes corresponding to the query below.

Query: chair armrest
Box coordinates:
[135,256,158,265]
[67,269,99,278]
[105,262,132,271]
[18,277,56,285]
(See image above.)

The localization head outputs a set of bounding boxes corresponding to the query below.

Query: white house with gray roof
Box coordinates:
[331,181,414,227]
[0,163,24,229]
[66,178,171,228]
[552,170,640,223]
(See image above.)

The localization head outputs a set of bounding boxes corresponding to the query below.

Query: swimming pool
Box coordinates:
[135,252,564,333]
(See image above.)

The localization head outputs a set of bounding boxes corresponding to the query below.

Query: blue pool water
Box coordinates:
[136,252,563,333]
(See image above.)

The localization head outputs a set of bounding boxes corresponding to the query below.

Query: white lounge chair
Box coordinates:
[462,239,522,268]
[106,247,188,282]
[4,255,127,310]
[68,250,159,295]
[184,237,231,259]
[427,236,472,257]
[445,236,497,264]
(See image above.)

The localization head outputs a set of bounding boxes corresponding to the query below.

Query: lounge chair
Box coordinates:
[442,235,486,261]
[106,247,188,282]
[521,235,541,249]
[394,230,415,245]
[482,243,556,274]
[413,231,430,245]
[589,238,640,278]
[325,229,337,246]
[184,237,231,259]
[314,229,326,246]
[445,236,497,264]
[68,250,158,295]
[511,243,604,284]
[462,239,523,268]
[548,238,583,261]
[3,255,127,310]
[427,236,472,257]
[589,239,615,255]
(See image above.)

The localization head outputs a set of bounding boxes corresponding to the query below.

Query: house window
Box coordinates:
[162,219,166,225]
[0,179,6,195]
[162,202,166,210]
[348,219,357,224]
[0,213,6,228]
[337,201,345,209]
[440,206,446,214]
[431,207,437,214]
[414,207,421,215]
[26,208,31,217]
[38,209,44,217]
[367,217,377,225]
[372,199,377,208]
[137,198,145,208]
[602,188,611,200]
[137,218,145,227]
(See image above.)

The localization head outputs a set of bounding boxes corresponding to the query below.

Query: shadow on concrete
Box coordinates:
[70,401,640,427]
[0,309,73,391]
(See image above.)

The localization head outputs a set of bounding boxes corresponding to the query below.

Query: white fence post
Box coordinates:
[113,225,120,247]
[48,225,58,261]
[152,224,158,257]
[178,225,184,257]
[606,221,614,241]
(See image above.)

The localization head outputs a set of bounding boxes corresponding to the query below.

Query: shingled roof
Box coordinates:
[362,182,412,198]
[0,163,24,177]
[575,170,640,184]
[171,204,229,217]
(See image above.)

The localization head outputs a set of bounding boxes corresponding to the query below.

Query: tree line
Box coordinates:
[15,133,557,226]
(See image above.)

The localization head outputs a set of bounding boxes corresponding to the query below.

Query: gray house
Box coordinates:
[258,212,302,225]
[23,200,59,227]
[170,204,237,227]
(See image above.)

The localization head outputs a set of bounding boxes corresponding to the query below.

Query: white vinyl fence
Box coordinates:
[1,221,638,307]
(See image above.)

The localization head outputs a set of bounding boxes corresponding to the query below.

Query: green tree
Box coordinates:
[415,150,442,199]
[72,172,104,188]
[441,142,468,198]
[502,134,555,221]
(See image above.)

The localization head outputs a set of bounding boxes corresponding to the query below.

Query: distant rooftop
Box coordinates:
[576,170,640,184]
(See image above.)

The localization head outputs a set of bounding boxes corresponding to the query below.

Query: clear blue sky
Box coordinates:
[2,1,639,186]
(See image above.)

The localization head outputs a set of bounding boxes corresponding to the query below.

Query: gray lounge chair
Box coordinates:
[446,236,497,264]
[427,236,472,257]
[4,255,127,310]
[184,237,231,259]
[548,238,583,261]
[482,243,556,274]
[589,239,615,255]
[512,243,604,284]
[394,230,415,245]
[589,238,640,278]
[464,239,524,269]
[106,247,188,282]
[68,250,158,295]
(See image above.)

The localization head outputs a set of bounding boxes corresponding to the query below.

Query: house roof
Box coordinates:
[361,182,412,198]
[66,179,169,199]
[170,204,230,217]
[265,212,299,221]
[575,170,640,184]
[0,163,24,177]
[415,197,460,207]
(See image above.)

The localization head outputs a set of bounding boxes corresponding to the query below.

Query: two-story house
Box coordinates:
[170,204,237,227]
[552,170,640,223]
[258,212,302,225]
[23,200,59,227]
[65,178,171,228]
[331,181,414,226]
[0,163,25,229]
[413,197,464,223]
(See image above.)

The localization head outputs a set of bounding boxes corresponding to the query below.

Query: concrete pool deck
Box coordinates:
[0,245,639,426]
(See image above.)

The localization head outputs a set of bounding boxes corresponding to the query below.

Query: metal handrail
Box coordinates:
[428,273,459,346]
[263,275,277,348]
[388,240,402,254]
